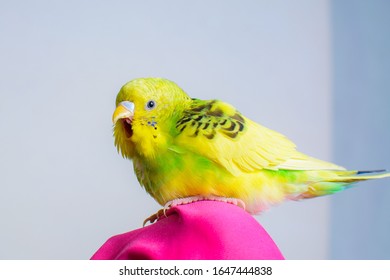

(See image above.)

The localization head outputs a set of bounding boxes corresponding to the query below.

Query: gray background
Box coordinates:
[0,0,388,259]
[331,0,390,259]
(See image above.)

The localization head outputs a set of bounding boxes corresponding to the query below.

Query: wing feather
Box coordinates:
[174,99,344,175]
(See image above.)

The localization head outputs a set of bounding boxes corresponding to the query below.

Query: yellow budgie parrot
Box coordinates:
[112,77,390,215]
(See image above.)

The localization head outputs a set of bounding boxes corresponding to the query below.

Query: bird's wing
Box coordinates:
[173,99,344,175]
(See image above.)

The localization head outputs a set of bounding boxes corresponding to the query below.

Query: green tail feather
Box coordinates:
[300,170,390,199]
[326,169,390,183]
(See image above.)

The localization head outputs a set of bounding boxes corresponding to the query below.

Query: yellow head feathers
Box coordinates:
[112,77,191,159]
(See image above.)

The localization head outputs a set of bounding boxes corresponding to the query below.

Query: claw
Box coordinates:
[143,208,165,226]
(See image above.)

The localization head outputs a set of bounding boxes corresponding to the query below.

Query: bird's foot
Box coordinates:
[143,195,246,226]
[163,195,246,214]
[206,195,246,210]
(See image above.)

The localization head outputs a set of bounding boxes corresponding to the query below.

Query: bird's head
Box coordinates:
[112,77,191,159]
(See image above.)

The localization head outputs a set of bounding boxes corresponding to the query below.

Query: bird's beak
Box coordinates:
[112,101,135,124]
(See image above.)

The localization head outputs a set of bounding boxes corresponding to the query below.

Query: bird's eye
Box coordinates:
[146,100,156,110]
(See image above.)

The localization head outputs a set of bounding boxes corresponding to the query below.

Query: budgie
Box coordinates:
[112,77,390,215]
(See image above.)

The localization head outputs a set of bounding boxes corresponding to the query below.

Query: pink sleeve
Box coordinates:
[90,200,284,260]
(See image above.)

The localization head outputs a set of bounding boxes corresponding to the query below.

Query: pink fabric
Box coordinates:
[91,200,284,260]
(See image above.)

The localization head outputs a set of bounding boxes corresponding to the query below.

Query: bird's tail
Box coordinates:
[297,169,390,199]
